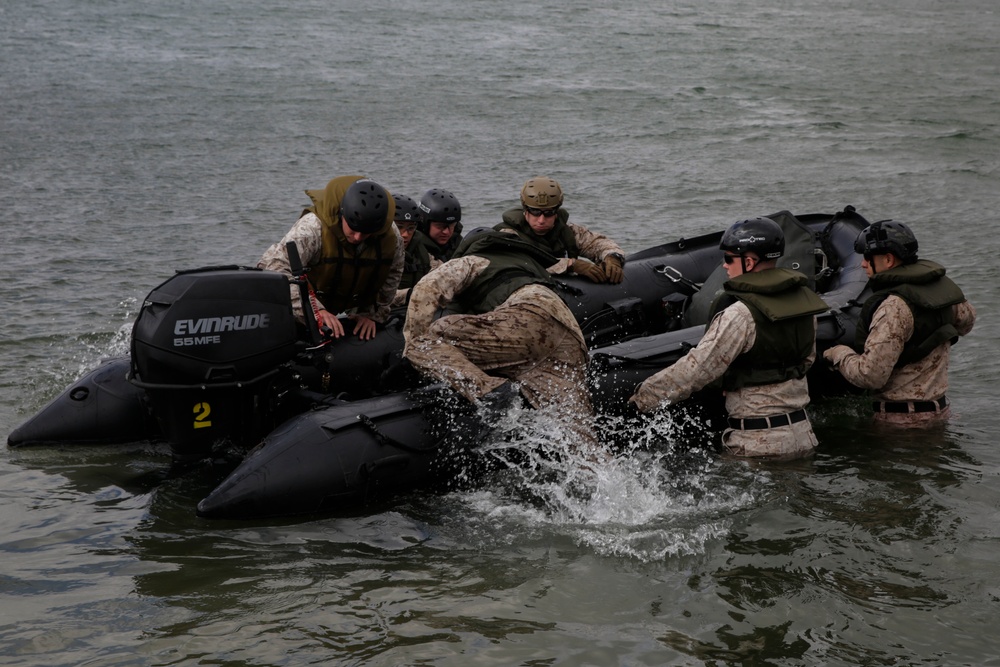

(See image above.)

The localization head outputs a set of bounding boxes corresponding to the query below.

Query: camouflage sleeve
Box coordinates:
[256,213,324,321]
[402,256,489,352]
[831,296,912,390]
[954,300,976,337]
[569,222,625,262]
[390,288,409,310]
[629,303,755,412]
[359,224,405,323]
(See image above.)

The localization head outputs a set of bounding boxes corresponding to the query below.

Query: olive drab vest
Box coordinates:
[496,207,580,260]
[856,259,966,367]
[707,268,829,391]
[415,224,464,262]
[399,232,433,290]
[451,231,559,315]
[303,181,398,314]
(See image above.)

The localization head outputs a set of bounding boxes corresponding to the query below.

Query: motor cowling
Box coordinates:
[130,266,300,460]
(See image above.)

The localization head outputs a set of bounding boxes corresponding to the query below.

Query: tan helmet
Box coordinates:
[519,176,563,210]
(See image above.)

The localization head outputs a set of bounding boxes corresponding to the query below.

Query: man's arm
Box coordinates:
[824,296,912,390]
[629,304,754,412]
[402,256,489,349]
[256,214,324,322]
[570,222,625,263]
[362,224,406,324]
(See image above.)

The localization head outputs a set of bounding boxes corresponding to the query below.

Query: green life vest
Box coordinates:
[415,224,464,262]
[494,207,580,259]
[308,215,397,315]
[855,259,965,366]
[451,231,559,314]
[707,268,829,391]
[399,232,433,290]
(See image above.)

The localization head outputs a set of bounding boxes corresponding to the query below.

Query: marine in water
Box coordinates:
[823,219,976,426]
[629,217,828,460]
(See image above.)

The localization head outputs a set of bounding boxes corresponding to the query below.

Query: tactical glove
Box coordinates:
[601,254,625,284]
[572,259,607,283]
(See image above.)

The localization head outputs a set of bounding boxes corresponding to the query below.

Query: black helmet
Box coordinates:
[417,188,462,225]
[854,219,918,264]
[719,217,784,260]
[341,179,391,233]
[392,193,420,224]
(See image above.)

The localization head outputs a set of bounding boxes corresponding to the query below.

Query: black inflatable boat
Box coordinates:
[8,207,873,519]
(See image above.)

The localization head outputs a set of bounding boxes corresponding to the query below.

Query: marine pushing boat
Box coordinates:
[7,206,873,519]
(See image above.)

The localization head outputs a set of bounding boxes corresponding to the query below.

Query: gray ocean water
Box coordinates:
[3,0,1000,664]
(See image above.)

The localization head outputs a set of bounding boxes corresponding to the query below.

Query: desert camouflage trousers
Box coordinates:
[404,303,595,440]
[721,416,818,460]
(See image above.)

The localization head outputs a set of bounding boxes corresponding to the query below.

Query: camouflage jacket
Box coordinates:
[630,301,815,419]
[257,212,405,323]
[824,295,976,402]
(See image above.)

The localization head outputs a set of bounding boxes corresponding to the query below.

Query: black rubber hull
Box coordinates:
[196,388,483,519]
[7,357,158,447]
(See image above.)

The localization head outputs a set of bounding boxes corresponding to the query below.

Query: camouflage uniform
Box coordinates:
[390,253,442,310]
[258,212,405,324]
[630,302,819,459]
[496,208,625,276]
[403,255,594,437]
[824,296,976,426]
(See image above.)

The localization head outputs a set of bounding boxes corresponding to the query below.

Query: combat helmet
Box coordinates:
[854,219,919,264]
[392,193,421,224]
[417,189,462,225]
[520,176,563,210]
[720,217,785,260]
[341,179,392,233]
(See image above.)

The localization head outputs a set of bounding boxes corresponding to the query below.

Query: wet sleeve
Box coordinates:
[954,300,976,337]
[834,296,912,390]
[630,303,754,411]
[402,256,488,348]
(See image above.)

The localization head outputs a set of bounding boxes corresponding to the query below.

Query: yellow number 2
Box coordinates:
[193,402,212,429]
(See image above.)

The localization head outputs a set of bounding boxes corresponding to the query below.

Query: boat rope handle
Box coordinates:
[655,265,702,293]
[357,413,437,453]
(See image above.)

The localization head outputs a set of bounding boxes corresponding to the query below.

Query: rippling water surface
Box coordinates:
[2,0,999,664]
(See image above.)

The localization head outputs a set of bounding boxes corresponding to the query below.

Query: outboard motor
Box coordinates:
[130,266,299,461]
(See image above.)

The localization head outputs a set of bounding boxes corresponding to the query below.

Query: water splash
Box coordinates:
[448,404,769,562]
[15,298,140,416]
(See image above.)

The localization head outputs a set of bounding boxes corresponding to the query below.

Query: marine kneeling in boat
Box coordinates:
[402,230,596,446]
[257,175,404,341]
[494,176,626,284]
[415,187,464,263]
[823,220,976,426]
[629,217,829,460]
[390,192,435,309]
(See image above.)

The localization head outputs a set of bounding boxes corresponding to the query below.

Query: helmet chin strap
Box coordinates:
[866,252,892,275]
